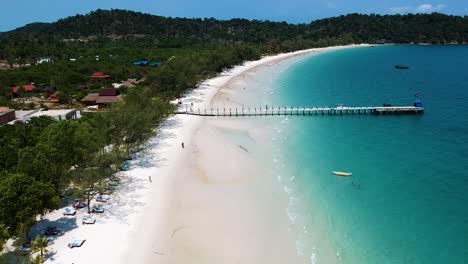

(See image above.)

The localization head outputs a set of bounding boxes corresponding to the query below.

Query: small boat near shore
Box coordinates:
[332,171,352,177]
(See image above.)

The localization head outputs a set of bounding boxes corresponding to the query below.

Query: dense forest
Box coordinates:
[2,10,468,48]
[1,9,468,262]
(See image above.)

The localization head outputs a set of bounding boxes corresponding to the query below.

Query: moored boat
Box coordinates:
[395,65,409,69]
[332,171,352,177]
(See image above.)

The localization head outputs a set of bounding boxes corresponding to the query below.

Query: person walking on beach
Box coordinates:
[149,176,152,182]
[181,142,185,148]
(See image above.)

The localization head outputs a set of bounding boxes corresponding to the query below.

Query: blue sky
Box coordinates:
[1,0,467,32]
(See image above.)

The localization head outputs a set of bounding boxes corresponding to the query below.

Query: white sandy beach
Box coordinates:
[18,44,367,264]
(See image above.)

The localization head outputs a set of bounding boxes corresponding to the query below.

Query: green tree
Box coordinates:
[0,224,9,252]
[31,235,48,260]
[31,255,46,264]
[101,90,172,157]
[0,172,59,238]
[70,119,119,213]
[74,152,115,213]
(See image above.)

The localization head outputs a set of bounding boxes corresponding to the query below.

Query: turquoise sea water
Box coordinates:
[269,46,468,264]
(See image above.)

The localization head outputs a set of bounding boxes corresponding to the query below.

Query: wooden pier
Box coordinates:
[174,106,424,117]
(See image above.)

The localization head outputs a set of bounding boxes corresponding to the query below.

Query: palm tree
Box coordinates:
[31,235,48,260]
[31,255,45,264]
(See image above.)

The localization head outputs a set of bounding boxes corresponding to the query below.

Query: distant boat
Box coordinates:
[395,65,409,69]
[332,171,352,177]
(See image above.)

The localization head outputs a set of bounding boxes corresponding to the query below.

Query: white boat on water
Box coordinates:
[332,171,352,177]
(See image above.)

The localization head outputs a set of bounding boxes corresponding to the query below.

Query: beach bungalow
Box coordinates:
[96,95,123,106]
[11,86,20,94]
[80,93,100,105]
[23,84,36,92]
[12,84,36,94]
[96,88,122,108]
[81,88,122,109]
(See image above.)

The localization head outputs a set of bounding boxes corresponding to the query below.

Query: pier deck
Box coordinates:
[175,106,424,117]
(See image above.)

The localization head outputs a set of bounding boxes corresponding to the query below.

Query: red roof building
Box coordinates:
[23,84,36,92]
[91,72,111,79]
[12,84,36,94]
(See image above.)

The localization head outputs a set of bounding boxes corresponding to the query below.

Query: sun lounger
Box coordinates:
[19,243,31,253]
[19,246,30,252]
[95,194,107,202]
[108,182,118,187]
[73,199,88,209]
[68,239,86,248]
[63,207,76,216]
[82,216,96,225]
[120,161,130,171]
[92,205,105,213]
[109,176,120,182]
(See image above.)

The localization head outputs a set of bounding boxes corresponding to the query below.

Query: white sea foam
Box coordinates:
[310,252,318,264]
[287,210,298,224]
[296,239,305,256]
[289,196,298,206]
[284,186,293,194]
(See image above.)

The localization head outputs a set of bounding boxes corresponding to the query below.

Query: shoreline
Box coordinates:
[33,44,366,264]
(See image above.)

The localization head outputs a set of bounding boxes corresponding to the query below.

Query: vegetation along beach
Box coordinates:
[0,2,467,264]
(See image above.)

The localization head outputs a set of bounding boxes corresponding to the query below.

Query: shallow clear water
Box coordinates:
[267,46,468,264]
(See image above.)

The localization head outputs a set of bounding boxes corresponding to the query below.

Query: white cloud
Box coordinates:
[389,3,447,14]
[415,3,446,13]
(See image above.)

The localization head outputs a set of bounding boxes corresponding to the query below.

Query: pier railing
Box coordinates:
[174,106,424,117]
